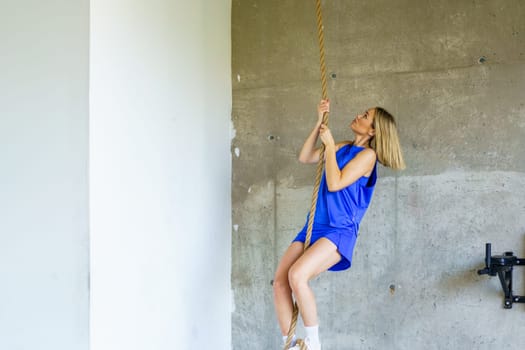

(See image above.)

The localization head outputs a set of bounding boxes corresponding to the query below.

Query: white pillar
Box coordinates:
[90,1,232,349]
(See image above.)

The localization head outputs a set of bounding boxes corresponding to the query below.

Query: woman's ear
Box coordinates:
[368,128,376,137]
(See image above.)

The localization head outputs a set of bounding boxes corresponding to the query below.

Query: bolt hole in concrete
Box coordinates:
[389,284,396,295]
[478,56,487,64]
[330,72,337,79]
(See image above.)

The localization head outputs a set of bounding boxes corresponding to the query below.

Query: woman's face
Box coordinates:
[350,108,376,136]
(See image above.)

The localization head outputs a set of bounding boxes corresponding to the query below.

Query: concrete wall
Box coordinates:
[232,1,525,349]
[90,1,232,349]
[0,1,89,349]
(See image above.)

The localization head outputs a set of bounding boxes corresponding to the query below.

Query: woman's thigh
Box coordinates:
[274,241,305,282]
[290,238,341,281]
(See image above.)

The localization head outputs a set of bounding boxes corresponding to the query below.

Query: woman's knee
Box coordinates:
[273,271,291,294]
[288,264,309,292]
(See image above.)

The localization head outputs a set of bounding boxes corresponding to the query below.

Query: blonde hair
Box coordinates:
[371,107,406,170]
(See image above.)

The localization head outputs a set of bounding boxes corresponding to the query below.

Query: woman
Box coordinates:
[273,99,405,350]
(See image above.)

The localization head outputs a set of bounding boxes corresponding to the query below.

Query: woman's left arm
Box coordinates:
[320,125,377,192]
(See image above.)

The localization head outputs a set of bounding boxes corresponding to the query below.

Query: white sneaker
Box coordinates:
[290,337,321,350]
[282,336,297,349]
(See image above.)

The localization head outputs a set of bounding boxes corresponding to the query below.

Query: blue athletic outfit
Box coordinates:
[293,144,377,271]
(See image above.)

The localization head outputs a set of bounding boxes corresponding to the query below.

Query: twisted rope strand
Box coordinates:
[284,1,328,349]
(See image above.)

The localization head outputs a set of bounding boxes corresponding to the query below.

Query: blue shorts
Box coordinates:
[293,222,358,271]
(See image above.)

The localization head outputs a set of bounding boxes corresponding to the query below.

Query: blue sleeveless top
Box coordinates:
[312,144,377,229]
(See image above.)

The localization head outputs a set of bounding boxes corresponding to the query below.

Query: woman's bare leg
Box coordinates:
[273,241,304,335]
[288,238,341,327]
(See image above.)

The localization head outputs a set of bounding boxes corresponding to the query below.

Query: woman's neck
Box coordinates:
[353,135,372,148]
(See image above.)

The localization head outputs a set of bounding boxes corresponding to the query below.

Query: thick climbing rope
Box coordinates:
[283,1,329,349]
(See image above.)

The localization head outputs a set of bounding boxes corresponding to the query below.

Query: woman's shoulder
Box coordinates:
[355,148,378,168]
[348,143,377,163]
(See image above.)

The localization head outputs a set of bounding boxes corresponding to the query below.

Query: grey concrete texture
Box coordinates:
[232,1,525,349]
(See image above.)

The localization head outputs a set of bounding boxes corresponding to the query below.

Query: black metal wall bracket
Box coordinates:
[478,243,525,309]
